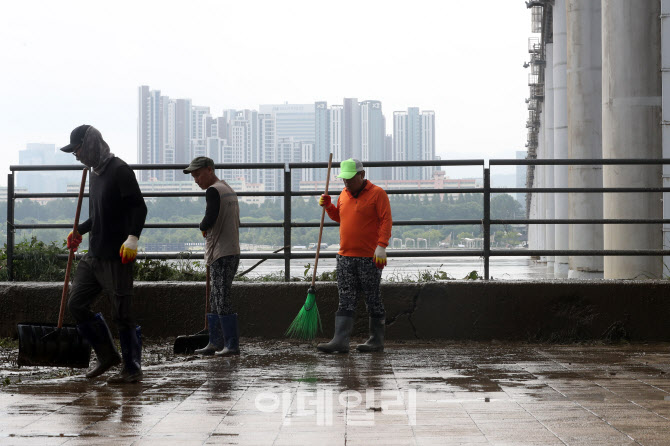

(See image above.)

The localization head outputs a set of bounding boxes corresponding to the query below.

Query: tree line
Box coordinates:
[3,192,524,250]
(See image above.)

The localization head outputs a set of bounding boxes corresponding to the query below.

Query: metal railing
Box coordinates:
[7,158,670,281]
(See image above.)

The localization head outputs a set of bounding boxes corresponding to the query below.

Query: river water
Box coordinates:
[236,254,556,281]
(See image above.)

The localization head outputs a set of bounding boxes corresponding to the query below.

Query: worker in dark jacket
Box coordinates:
[61,125,147,384]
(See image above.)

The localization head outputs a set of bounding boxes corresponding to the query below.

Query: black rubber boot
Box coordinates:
[215,314,240,356]
[317,312,354,353]
[76,313,121,378]
[108,326,142,384]
[356,317,385,352]
[195,314,225,355]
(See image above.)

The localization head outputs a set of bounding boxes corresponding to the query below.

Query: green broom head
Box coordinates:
[285,286,322,340]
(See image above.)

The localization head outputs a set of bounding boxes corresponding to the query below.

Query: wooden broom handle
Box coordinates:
[312,153,333,287]
[58,168,88,328]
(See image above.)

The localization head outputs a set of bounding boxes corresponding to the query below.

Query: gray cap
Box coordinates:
[183,156,214,174]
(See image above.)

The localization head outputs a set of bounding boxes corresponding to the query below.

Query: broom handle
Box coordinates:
[58,168,88,329]
[312,153,333,287]
[205,265,210,329]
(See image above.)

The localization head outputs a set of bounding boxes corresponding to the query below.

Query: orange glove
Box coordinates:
[373,246,387,269]
[119,235,138,264]
[319,194,333,208]
[67,231,82,252]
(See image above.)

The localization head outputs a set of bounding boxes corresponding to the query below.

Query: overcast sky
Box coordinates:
[0,0,531,185]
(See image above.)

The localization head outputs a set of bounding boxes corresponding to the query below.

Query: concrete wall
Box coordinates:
[2,281,670,342]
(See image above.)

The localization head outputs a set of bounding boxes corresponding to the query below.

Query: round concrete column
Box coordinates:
[537,106,547,261]
[553,0,570,277]
[544,43,555,267]
[567,0,604,278]
[663,1,670,277]
[602,0,663,279]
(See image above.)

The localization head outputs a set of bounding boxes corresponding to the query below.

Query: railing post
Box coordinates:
[483,167,490,280]
[283,164,291,282]
[7,172,14,281]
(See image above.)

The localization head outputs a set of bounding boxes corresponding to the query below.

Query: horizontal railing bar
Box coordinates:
[10,163,287,172]
[491,250,670,256]
[34,249,670,262]
[491,219,670,224]
[11,158,669,172]
[14,191,285,199]
[290,219,482,228]
[14,223,284,230]
[15,188,483,200]
[44,250,486,261]
[493,187,670,193]
[10,160,486,172]
[293,188,483,196]
[15,219,483,231]
[290,160,485,168]
[490,158,670,165]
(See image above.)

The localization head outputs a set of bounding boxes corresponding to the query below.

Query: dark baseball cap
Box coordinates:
[60,125,91,153]
[183,156,215,174]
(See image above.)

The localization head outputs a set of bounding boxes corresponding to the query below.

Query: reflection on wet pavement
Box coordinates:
[1,340,670,445]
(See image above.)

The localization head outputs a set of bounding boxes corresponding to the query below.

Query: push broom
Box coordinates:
[285,153,333,340]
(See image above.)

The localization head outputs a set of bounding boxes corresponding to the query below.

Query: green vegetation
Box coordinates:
[0,192,526,281]
[0,237,70,281]
[3,193,525,250]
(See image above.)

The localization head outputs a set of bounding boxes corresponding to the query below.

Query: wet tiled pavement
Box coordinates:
[1,341,670,445]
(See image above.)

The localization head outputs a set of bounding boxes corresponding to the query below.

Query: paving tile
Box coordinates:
[1,341,670,445]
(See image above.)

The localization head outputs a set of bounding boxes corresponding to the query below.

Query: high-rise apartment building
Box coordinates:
[342,98,361,160]
[137,86,168,181]
[330,105,343,177]
[257,114,276,191]
[174,99,192,171]
[191,106,210,142]
[314,101,329,181]
[421,111,436,180]
[17,143,80,193]
[360,100,385,181]
[393,107,436,180]
[259,104,315,142]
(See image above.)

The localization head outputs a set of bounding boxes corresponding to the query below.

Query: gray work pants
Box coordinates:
[68,254,136,331]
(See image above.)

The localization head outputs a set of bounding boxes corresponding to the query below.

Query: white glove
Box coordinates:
[373,245,387,269]
[119,235,139,264]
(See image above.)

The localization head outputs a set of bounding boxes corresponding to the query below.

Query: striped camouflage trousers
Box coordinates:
[336,254,385,318]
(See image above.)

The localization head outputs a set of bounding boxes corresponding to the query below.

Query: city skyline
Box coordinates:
[137,84,436,188]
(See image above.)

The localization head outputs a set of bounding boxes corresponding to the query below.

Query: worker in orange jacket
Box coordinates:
[317,158,392,353]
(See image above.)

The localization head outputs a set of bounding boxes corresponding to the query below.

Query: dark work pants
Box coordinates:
[68,254,136,331]
[336,255,385,318]
[210,255,240,315]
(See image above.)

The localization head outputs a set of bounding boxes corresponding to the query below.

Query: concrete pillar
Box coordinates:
[567,0,604,278]
[537,105,547,262]
[528,184,537,252]
[544,43,555,267]
[602,0,663,279]
[553,0,570,278]
[662,0,670,277]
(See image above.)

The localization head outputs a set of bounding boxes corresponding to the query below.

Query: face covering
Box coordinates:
[75,126,115,175]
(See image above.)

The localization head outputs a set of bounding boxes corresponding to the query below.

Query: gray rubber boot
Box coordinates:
[356,317,385,353]
[317,313,354,353]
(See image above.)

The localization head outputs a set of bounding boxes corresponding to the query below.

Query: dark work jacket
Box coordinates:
[78,157,147,258]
